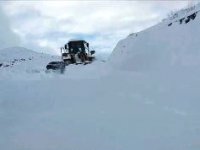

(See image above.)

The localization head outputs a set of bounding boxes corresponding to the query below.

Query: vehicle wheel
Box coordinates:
[88,57,93,61]
[71,56,76,64]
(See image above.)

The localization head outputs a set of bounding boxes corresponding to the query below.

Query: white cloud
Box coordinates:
[0,3,20,49]
[0,1,196,55]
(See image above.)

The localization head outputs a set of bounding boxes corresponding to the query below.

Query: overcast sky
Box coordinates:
[0,1,198,56]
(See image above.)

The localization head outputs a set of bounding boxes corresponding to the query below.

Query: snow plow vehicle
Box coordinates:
[61,40,95,65]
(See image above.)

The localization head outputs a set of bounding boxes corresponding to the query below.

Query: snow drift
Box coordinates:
[109,4,200,71]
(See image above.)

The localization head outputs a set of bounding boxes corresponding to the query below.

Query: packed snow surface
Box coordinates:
[1,69,200,150]
[1,4,200,150]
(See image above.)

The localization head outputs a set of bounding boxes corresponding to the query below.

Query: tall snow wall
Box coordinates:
[109,4,200,71]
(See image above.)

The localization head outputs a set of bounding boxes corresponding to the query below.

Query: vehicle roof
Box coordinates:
[67,40,88,44]
[48,61,63,64]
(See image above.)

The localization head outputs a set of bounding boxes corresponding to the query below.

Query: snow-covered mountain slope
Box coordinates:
[109,4,200,71]
[0,47,60,79]
[0,47,108,79]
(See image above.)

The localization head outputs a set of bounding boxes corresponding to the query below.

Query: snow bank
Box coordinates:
[109,4,200,71]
